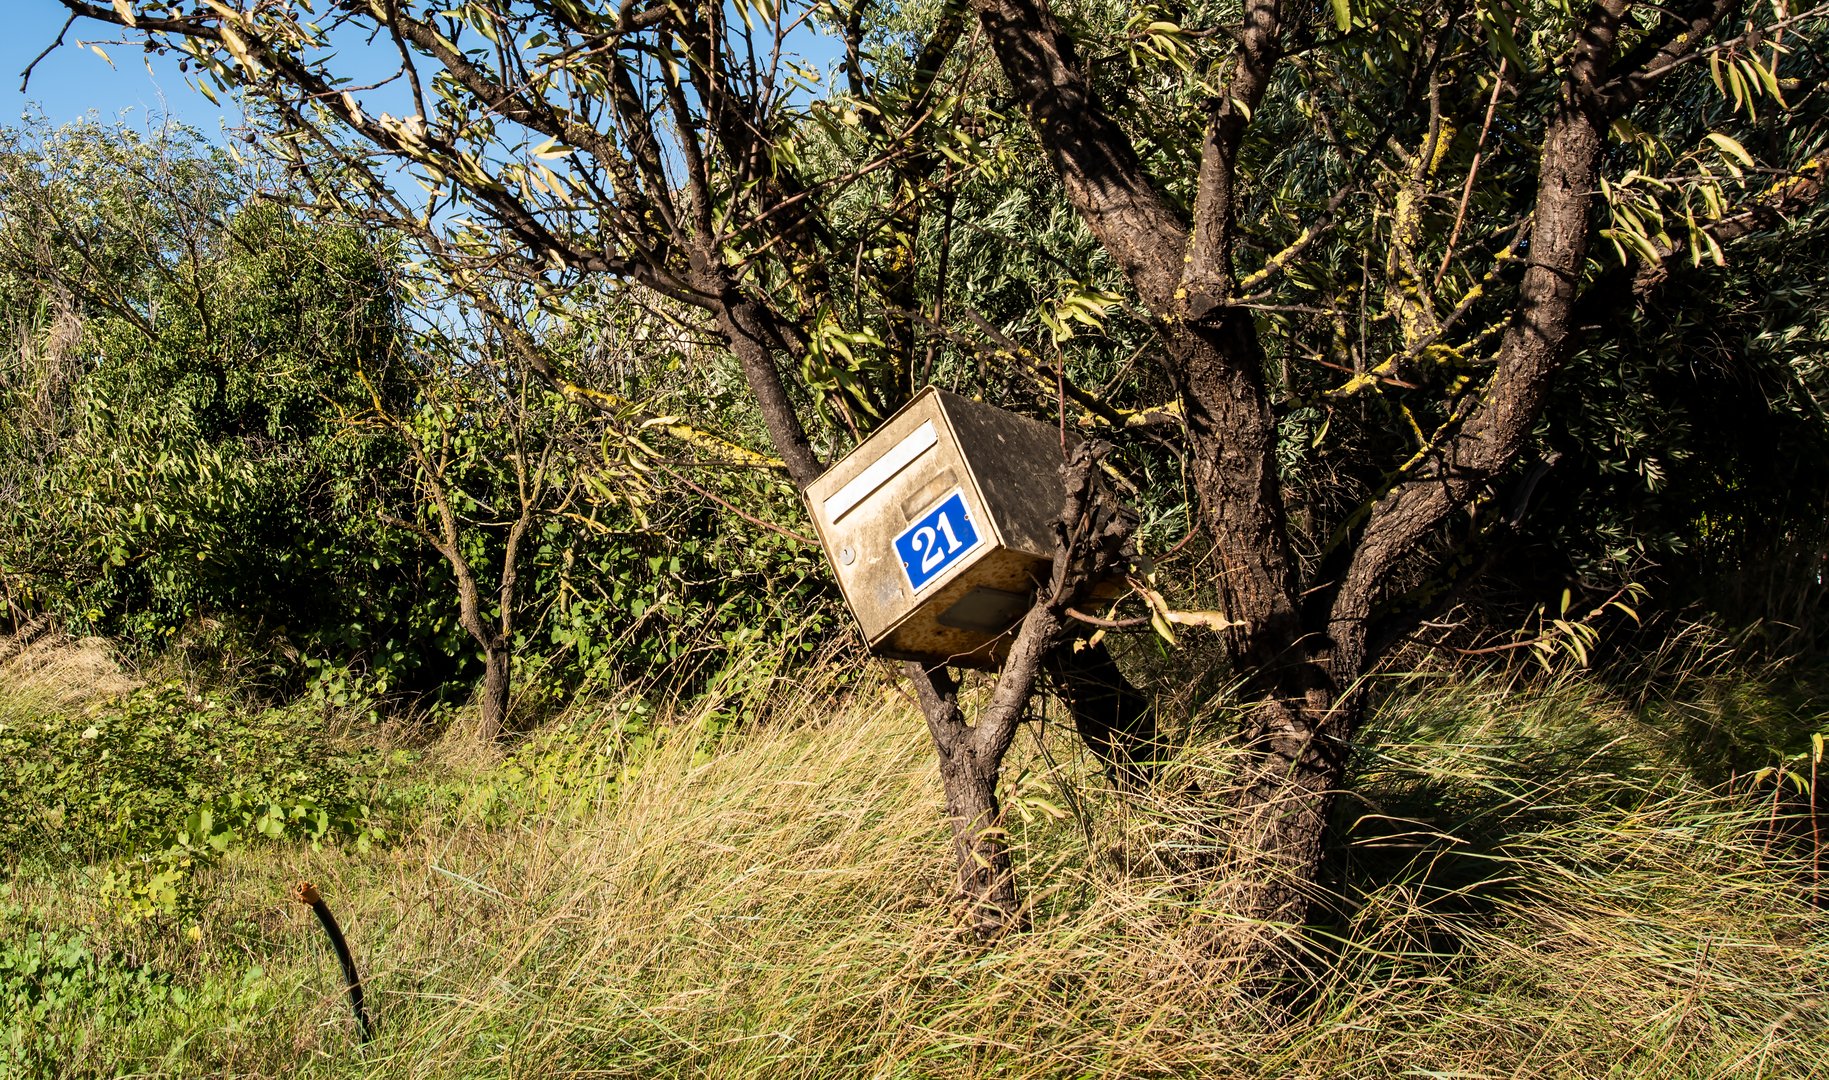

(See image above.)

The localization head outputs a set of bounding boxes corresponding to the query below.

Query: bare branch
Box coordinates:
[20,13,76,93]
[1183,0,1284,318]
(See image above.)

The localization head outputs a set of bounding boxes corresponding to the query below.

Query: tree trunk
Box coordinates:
[1163,0,1637,931]
[1215,677,1359,927]
[1050,640,1157,789]
[902,441,1134,936]
[1172,319,1303,667]
[699,261,825,490]
[478,641,511,742]
[935,723,1023,934]
[908,661,1024,934]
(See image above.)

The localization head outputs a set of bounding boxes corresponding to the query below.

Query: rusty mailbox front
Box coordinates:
[804,387,1066,667]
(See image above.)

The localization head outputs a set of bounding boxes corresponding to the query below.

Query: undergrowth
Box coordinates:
[0,638,396,921]
[2,633,1827,1079]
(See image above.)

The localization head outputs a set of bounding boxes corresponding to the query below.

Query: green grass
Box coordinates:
[3,633,1828,1079]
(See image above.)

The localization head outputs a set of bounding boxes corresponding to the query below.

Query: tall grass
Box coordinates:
[4,636,1827,1078]
[0,631,135,721]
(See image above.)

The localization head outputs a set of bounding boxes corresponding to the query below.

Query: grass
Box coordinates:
[3,633,1828,1079]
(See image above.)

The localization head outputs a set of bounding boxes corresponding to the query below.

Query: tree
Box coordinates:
[366,315,577,741]
[45,0,1826,940]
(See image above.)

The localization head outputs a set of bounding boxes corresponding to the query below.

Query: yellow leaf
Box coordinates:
[1164,609,1245,631]
[1136,585,1177,645]
[1705,132,1756,169]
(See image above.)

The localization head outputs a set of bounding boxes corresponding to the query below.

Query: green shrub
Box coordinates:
[0,915,272,1080]
[0,681,392,916]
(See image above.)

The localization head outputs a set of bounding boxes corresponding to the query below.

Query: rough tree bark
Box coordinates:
[967,0,1747,927]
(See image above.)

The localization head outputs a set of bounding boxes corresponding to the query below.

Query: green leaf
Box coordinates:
[1753,58,1786,106]
[1478,5,1527,71]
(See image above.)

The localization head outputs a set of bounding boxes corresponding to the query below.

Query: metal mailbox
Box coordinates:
[805,387,1066,666]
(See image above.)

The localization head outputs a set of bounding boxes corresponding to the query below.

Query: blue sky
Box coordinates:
[1,6,232,132]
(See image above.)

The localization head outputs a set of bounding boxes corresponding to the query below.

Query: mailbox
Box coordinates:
[805,387,1066,667]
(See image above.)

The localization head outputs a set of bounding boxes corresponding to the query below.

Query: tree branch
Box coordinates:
[1183,0,1285,318]
[1326,0,1643,673]
[1598,0,1740,114]
[966,0,1187,310]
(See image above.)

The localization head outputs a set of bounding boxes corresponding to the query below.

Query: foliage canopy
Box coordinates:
[38,0,1829,932]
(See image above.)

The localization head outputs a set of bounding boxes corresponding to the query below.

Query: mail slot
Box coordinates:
[805,387,1066,666]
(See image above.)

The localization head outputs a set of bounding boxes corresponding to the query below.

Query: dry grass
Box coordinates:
[0,630,136,719]
[5,641,1829,1079]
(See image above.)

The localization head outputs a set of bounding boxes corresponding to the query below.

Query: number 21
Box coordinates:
[913,511,964,573]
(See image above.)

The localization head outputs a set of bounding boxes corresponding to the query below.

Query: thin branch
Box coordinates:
[20,13,76,93]
[1065,607,1148,629]
[1434,57,1507,289]
[652,461,817,546]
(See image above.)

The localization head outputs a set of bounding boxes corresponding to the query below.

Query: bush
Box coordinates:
[0,680,392,917]
[0,916,272,1079]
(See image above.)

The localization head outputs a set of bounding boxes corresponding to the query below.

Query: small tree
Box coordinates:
[364,313,582,740]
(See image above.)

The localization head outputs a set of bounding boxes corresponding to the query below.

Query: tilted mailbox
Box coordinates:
[805,387,1066,667]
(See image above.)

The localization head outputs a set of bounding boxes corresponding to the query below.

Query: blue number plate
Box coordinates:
[895,490,983,593]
